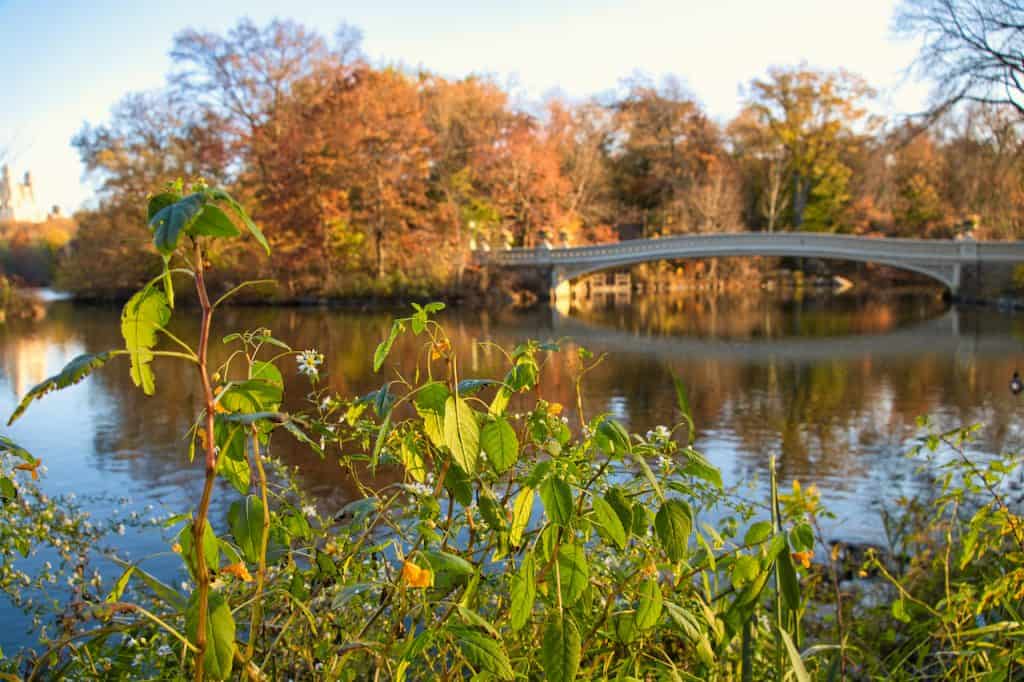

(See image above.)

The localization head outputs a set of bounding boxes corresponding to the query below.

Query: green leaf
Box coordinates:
[790,523,814,553]
[510,487,534,548]
[777,547,801,611]
[891,598,911,623]
[415,382,449,448]
[779,627,810,682]
[217,451,250,495]
[457,378,502,396]
[121,287,171,395]
[541,615,581,682]
[731,555,761,588]
[505,359,538,392]
[147,191,180,221]
[106,565,135,603]
[0,435,33,462]
[481,417,518,474]
[422,550,475,595]
[744,521,773,545]
[185,591,235,680]
[373,320,403,372]
[655,499,693,562]
[189,205,240,238]
[673,374,693,428]
[220,378,283,414]
[595,417,631,456]
[8,352,112,425]
[210,188,270,254]
[510,554,535,631]
[148,193,204,254]
[605,487,634,534]
[178,520,220,580]
[636,577,663,630]
[592,494,627,549]
[443,396,480,474]
[109,558,185,610]
[228,496,265,564]
[448,625,513,680]
[556,543,589,605]
[540,477,574,526]
[682,449,722,489]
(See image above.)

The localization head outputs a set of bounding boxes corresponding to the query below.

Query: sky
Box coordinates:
[0,0,932,213]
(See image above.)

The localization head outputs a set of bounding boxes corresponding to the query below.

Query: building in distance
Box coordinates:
[0,165,46,223]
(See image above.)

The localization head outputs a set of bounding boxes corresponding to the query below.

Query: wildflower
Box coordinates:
[221,562,253,582]
[296,350,324,378]
[658,455,673,470]
[301,504,318,518]
[15,459,42,481]
[407,482,432,497]
[401,560,433,588]
[156,644,173,657]
[547,402,564,416]
[654,425,671,439]
[791,550,813,569]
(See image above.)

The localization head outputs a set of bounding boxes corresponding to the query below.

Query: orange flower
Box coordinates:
[220,562,253,582]
[547,402,564,416]
[14,459,41,481]
[791,550,813,569]
[401,560,433,588]
[430,340,451,360]
[171,543,182,554]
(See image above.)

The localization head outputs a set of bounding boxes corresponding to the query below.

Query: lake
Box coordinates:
[1,289,1022,650]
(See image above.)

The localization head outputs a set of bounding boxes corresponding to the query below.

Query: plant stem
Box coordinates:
[191,240,218,682]
[247,426,271,658]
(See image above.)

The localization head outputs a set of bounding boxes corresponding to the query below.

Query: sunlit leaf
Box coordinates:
[7,352,112,425]
[228,495,265,564]
[447,625,513,680]
[443,396,479,474]
[121,287,170,395]
[481,417,518,474]
[655,499,693,562]
[510,554,535,631]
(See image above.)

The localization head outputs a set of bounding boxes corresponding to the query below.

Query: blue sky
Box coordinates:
[0,0,930,213]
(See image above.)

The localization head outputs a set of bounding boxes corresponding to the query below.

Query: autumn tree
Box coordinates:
[740,66,876,232]
[422,75,514,280]
[609,77,730,234]
[256,65,434,291]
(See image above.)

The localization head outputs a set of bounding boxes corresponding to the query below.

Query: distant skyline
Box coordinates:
[0,0,931,213]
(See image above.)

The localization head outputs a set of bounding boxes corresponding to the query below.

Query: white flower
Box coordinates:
[156,644,173,657]
[301,504,318,518]
[655,425,671,439]
[658,455,673,470]
[408,482,432,497]
[296,350,324,378]
[116,523,126,536]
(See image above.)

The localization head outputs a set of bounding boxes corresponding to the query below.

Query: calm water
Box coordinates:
[1,290,1023,648]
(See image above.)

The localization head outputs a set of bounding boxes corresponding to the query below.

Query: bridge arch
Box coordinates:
[553,251,960,293]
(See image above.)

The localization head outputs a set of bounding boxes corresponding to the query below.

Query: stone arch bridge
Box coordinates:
[477,233,1024,302]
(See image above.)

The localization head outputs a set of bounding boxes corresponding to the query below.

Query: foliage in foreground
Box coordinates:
[2,185,1024,680]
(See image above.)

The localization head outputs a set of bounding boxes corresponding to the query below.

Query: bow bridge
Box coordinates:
[477,233,1024,302]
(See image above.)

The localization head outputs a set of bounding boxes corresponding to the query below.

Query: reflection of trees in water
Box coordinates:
[573,290,948,341]
[4,298,1023,513]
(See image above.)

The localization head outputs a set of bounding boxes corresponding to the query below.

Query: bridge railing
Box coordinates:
[477,233,1024,267]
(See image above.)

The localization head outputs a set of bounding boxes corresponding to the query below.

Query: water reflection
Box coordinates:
[1,292,1023,546]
